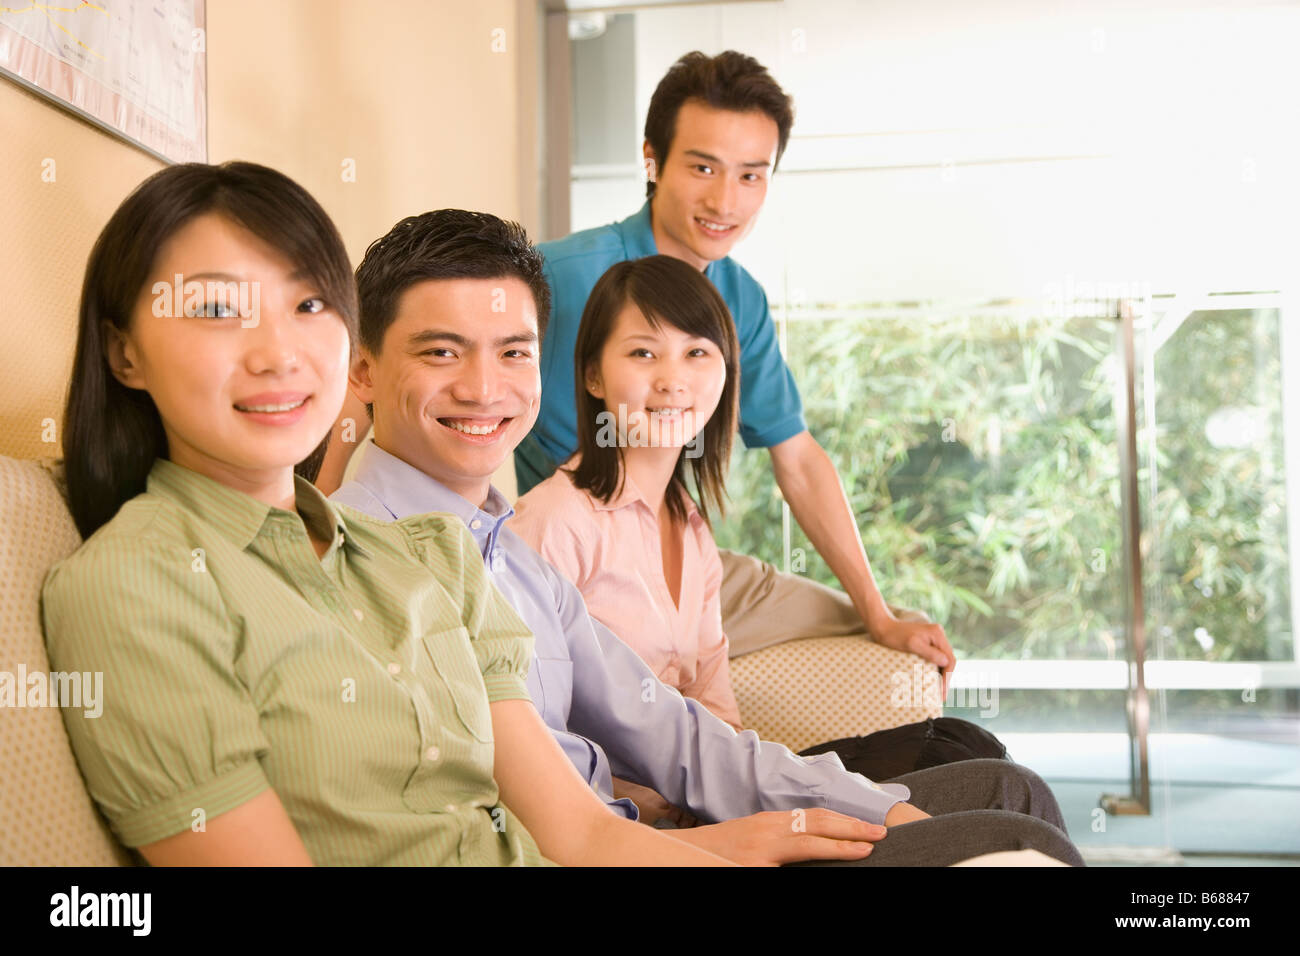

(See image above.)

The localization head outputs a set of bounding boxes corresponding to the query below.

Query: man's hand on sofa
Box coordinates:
[871,613,956,697]
[884,801,932,827]
[664,808,885,866]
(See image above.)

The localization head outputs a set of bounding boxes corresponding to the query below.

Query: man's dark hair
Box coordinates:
[643,50,795,199]
[354,210,551,404]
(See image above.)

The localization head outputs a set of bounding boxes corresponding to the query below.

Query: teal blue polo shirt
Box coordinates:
[516,201,807,494]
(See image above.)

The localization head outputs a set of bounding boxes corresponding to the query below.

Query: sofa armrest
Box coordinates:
[0,455,133,865]
[729,636,943,754]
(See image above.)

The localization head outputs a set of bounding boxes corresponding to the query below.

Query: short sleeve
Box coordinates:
[402,514,536,704]
[733,279,807,449]
[40,537,271,848]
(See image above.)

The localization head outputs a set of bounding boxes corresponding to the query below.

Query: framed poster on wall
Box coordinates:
[0,0,206,163]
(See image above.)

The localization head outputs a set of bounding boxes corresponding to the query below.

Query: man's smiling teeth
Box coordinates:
[235,399,306,412]
[696,218,733,233]
[443,419,503,435]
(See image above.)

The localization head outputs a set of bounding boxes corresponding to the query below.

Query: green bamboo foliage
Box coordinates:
[713,308,1292,663]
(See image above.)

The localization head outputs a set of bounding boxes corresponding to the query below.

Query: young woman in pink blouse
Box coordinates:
[510,255,1013,817]
[511,255,743,734]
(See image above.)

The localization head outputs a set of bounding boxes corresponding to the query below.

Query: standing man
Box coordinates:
[519,51,955,682]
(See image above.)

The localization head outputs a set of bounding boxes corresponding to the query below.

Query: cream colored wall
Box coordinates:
[0,80,164,461]
[206,0,538,265]
[1,0,538,503]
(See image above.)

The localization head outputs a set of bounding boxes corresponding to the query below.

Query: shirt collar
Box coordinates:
[618,199,723,282]
[619,201,660,261]
[581,460,702,524]
[351,439,515,549]
[146,457,368,556]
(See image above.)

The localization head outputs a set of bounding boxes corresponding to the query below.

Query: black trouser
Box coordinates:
[787,759,1085,867]
[798,716,1010,781]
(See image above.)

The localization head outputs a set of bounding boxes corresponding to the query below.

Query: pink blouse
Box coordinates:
[509,465,743,732]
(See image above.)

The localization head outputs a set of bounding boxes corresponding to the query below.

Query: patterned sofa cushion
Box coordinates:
[731,636,943,753]
[0,455,132,865]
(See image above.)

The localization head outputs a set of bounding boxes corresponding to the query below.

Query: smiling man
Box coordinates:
[324,209,1084,867]
[513,50,961,695]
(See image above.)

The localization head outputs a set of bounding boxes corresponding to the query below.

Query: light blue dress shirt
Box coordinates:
[515,200,808,494]
[331,439,910,824]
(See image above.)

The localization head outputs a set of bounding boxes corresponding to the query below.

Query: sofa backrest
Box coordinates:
[0,455,132,865]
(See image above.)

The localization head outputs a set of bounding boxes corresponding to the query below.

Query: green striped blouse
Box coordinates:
[41,457,549,866]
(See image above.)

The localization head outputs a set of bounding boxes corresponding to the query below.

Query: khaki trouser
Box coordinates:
[718,548,929,657]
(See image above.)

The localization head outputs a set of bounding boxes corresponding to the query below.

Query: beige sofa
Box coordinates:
[0,454,940,866]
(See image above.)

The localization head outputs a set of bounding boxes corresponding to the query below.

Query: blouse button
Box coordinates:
[352,608,364,622]
[470,519,483,530]
[444,803,458,813]
[387,662,401,676]
[424,746,441,763]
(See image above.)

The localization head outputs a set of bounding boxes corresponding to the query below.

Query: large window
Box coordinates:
[557,0,1300,857]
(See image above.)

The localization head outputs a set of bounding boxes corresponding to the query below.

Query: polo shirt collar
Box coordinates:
[147,457,368,556]
[619,199,723,283]
[352,439,514,549]
[619,201,660,260]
